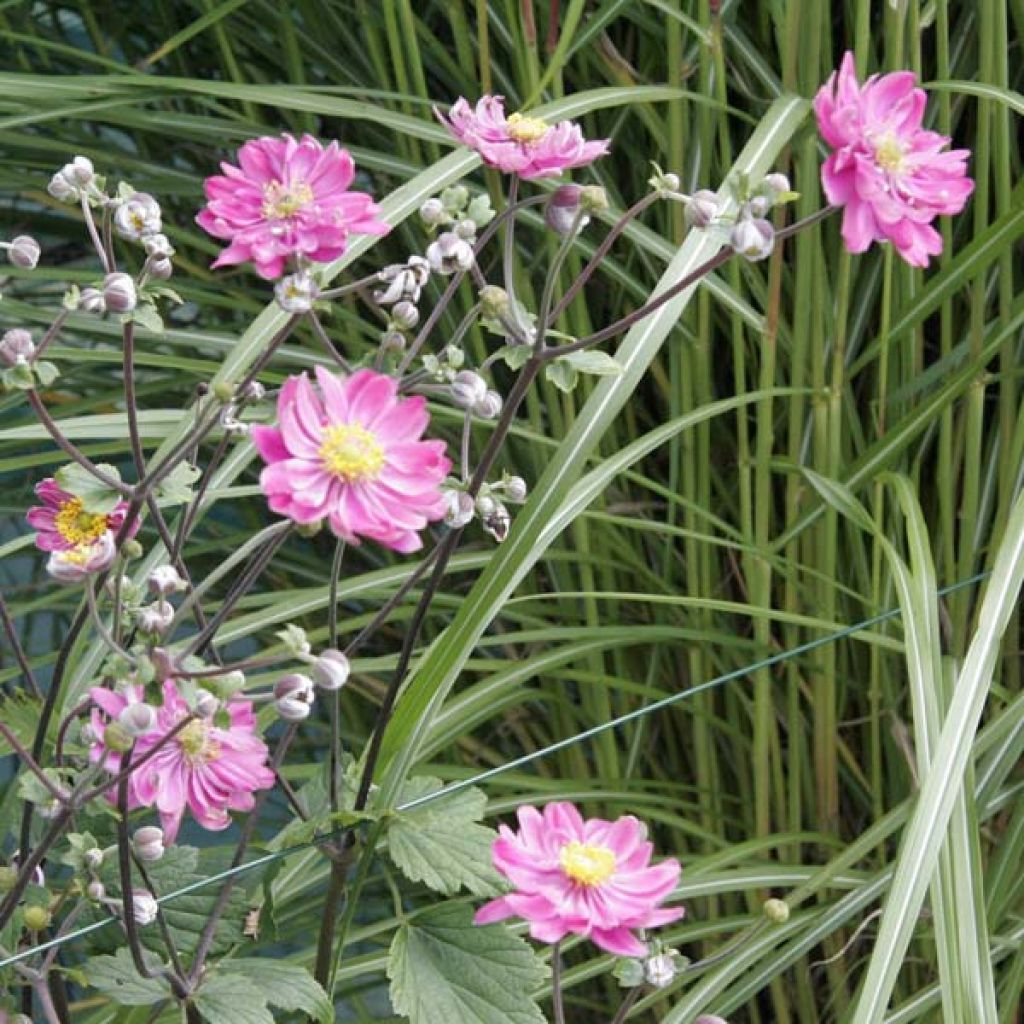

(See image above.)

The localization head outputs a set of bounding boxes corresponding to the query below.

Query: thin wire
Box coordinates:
[0,571,989,970]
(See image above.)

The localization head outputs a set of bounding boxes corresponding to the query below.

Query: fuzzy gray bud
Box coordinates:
[391,300,419,329]
[8,235,41,270]
[545,185,587,236]
[443,489,475,528]
[311,649,350,692]
[133,826,166,863]
[451,370,488,410]
[419,197,446,226]
[426,231,474,275]
[730,218,774,261]
[79,287,106,313]
[147,564,186,596]
[685,190,720,229]
[274,673,315,721]
[0,328,35,366]
[102,272,137,313]
[118,702,158,738]
[131,889,159,926]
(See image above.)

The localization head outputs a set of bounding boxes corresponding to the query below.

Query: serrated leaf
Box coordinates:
[53,462,123,514]
[130,303,164,333]
[153,461,200,506]
[388,904,548,1024]
[387,777,503,897]
[193,974,273,1024]
[499,345,533,371]
[0,692,43,757]
[545,359,579,393]
[562,349,623,376]
[219,959,332,1023]
[83,948,172,1007]
[34,360,61,386]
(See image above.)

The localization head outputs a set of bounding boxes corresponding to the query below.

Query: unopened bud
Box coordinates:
[243,381,265,402]
[65,156,95,186]
[0,866,17,891]
[454,217,477,241]
[148,564,186,596]
[695,1017,730,1024]
[474,390,502,420]
[451,370,487,410]
[274,673,315,721]
[23,905,52,932]
[730,218,774,261]
[133,826,166,863]
[685,189,720,229]
[121,538,144,560]
[443,489,475,528]
[83,847,104,870]
[644,951,679,989]
[143,233,174,259]
[102,272,137,313]
[7,235,41,270]
[150,257,173,280]
[478,285,510,320]
[136,601,174,636]
[580,185,609,214]
[194,688,219,718]
[441,184,469,212]
[132,889,159,926]
[426,231,475,275]
[296,519,323,538]
[86,880,106,902]
[419,197,447,226]
[763,898,790,924]
[545,185,587,236]
[79,287,106,313]
[762,172,791,196]
[391,300,419,329]
[118,702,158,738]
[0,328,35,366]
[311,650,350,692]
[746,195,771,218]
[381,329,407,352]
[504,475,528,503]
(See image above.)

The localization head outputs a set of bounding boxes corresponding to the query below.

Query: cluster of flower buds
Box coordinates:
[142,232,175,280]
[727,172,795,262]
[133,825,166,863]
[78,272,138,316]
[273,645,351,721]
[419,184,495,235]
[0,327,57,393]
[47,155,102,204]
[373,256,431,351]
[450,369,502,420]
[134,564,187,638]
[1,233,41,270]
[441,473,526,538]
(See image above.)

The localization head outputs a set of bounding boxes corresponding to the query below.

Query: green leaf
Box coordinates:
[386,777,503,897]
[129,303,164,334]
[0,692,43,757]
[153,461,201,507]
[192,974,274,1024]
[34,360,61,386]
[53,462,123,514]
[387,904,548,1024]
[218,959,333,1024]
[545,359,579,393]
[83,948,172,1007]
[561,349,623,376]
[499,345,534,371]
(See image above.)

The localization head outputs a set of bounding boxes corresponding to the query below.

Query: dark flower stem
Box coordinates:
[552,941,567,1024]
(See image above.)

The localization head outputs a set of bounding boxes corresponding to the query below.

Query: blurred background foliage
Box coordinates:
[1,1,1023,1021]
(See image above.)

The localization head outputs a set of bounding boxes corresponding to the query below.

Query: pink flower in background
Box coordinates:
[196,134,390,280]
[252,368,451,553]
[27,477,133,552]
[89,681,274,844]
[474,801,683,956]
[438,96,610,178]
[815,51,973,267]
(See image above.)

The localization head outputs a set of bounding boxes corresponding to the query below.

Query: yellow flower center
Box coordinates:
[506,112,550,145]
[875,135,906,174]
[560,841,616,886]
[177,720,220,765]
[261,180,314,219]
[55,498,109,546]
[319,424,386,482]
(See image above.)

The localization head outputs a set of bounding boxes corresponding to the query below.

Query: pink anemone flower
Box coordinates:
[196,134,390,280]
[474,801,683,956]
[438,96,610,179]
[252,367,451,554]
[27,477,134,552]
[815,51,973,267]
[89,681,274,845]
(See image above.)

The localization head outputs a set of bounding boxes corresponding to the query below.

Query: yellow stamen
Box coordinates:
[261,180,314,219]
[506,112,550,145]
[55,498,109,546]
[874,135,906,174]
[560,841,616,886]
[319,424,386,483]
[177,720,220,765]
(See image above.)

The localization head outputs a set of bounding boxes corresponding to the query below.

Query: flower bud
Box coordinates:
[274,673,315,721]
[78,287,106,313]
[135,601,174,636]
[441,184,469,212]
[580,185,609,214]
[0,866,17,891]
[474,390,502,420]
[0,328,35,366]
[451,370,488,410]
[118,702,158,738]
[311,649,350,692]
[243,381,265,402]
[132,889,159,926]
[86,880,106,902]
[763,897,790,924]
[419,197,446,226]
[133,826,166,863]
[475,494,497,519]
[380,329,407,352]
[730,218,774,261]
[65,155,95,186]
[121,538,144,560]
[147,565,186,597]
[685,189,720,229]
[746,195,771,218]
[391,300,419,329]
[7,235,41,270]
[114,193,162,240]
[443,489,475,528]
[504,475,528,503]
[143,233,174,259]
[47,533,116,583]
[478,285,511,320]
[695,1017,730,1024]
[426,231,475,275]
[454,217,477,241]
[83,847,104,870]
[23,905,52,932]
[150,257,173,280]
[644,951,679,989]
[762,172,791,196]
[102,721,133,752]
[102,272,137,313]
[544,185,588,236]
[296,519,323,538]
[275,269,318,314]
[47,171,78,203]
[194,688,219,718]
